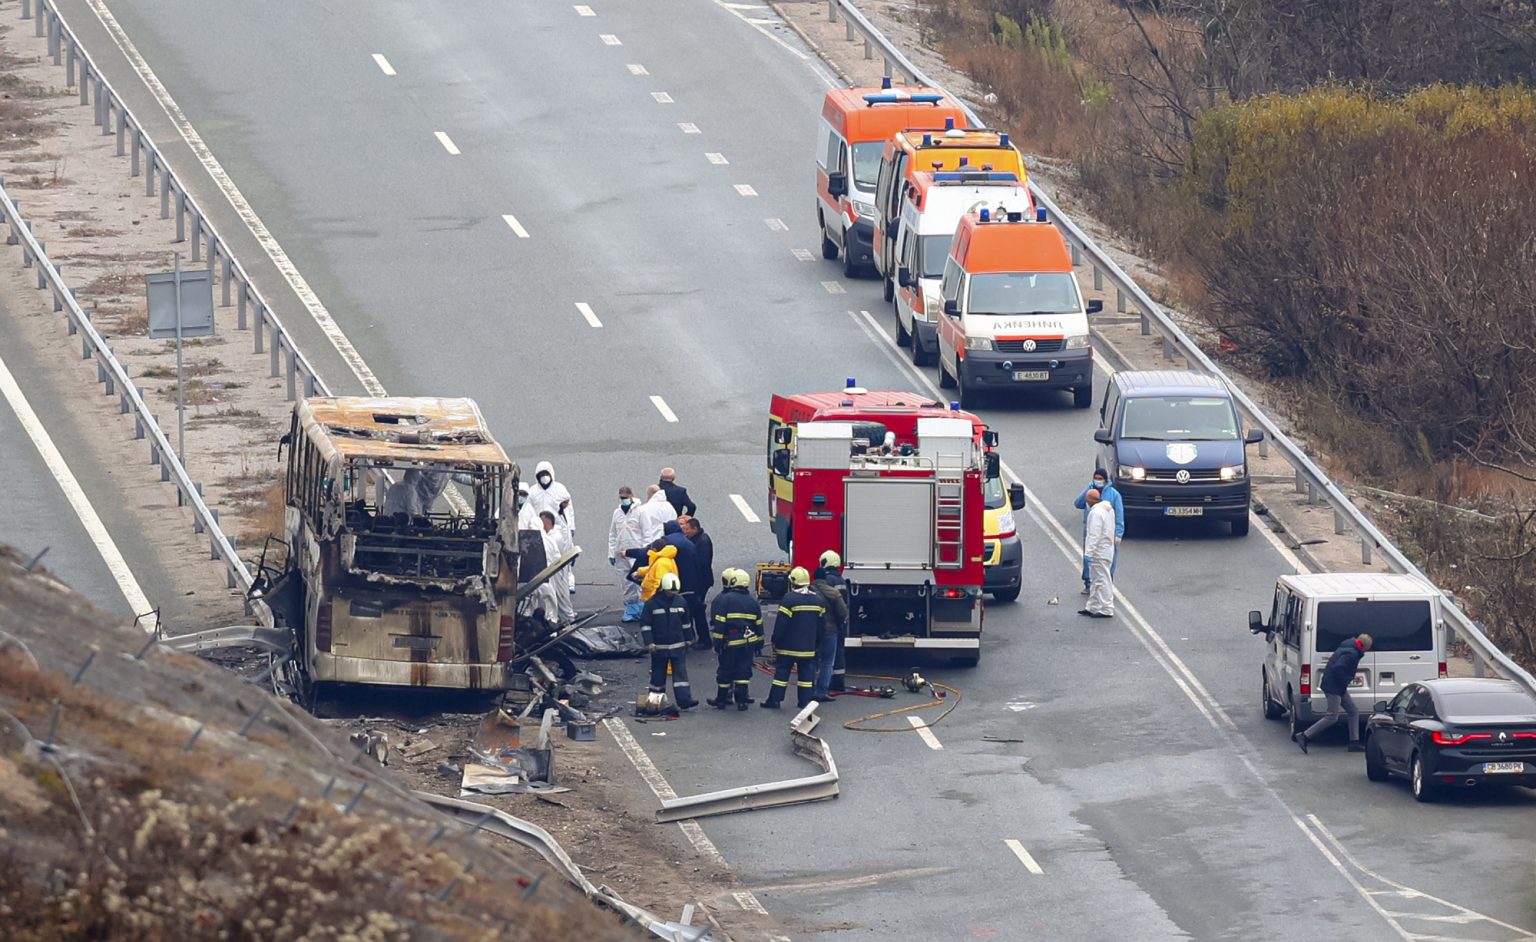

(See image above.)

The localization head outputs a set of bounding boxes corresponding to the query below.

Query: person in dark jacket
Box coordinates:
[659,467,697,517]
[1295,633,1374,753]
[642,572,698,709]
[762,567,825,710]
[707,568,763,710]
[661,519,703,649]
[810,551,849,702]
[681,516,715,650]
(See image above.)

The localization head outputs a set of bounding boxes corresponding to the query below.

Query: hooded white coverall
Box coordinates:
[528,460,576,597]
[633,488,677,546]
[1084,499,1116,616]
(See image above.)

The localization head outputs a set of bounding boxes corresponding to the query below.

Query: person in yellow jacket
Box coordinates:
[626,541,679,601]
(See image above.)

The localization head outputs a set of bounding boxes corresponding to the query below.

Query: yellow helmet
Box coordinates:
[819,550,842,569]
[729,568,752,589]
[660,572,681,593]
[788,566,811,588]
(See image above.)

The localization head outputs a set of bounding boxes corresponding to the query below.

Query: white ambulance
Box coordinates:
[891,170,1034,369]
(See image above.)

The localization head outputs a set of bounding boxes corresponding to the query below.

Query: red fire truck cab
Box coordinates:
[766,386,1011,665]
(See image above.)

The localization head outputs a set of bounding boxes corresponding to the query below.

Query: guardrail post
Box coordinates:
[1360,537,1373,566]
[161,169,171,218]
[1117,287,1128,315]
[286,347,297,401]
[1334,510,1347,535]
[864,37,872,59]
[827,0,837,23]
[1092,266,1103,292]
[190,213,202,260]
[270,329,281,377]
[79,64,89,105]
[150,439,160,466]
[846,17,855,41]
[1161,336,1175,360]
[882,55,893,79]
[1294,469,1305,494]
[1473,649,1486,678]
[130,128,141,176]
[1258,436,1270,458]
[49,17,61,63]
[221,252,232,307]
[33,1,44,34]
[210,510,221,560]
[237,283,248,329]
[193,484,205,532]
[145,150,156,196]
[34,239,44,286]
[227,547,238,589]
[94,81,105,127]
[116,110,126,155]
[254,306,265,353]
[102,364,115,397]
[66,39,75,87]
[175,191,186,243]
[1070,242,1081,266]
[1306,481,1319,505]
[134,389,146,438]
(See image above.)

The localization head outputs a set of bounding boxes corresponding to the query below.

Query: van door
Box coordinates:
[1280,591,1303,707]
[1263,584,1286,695]
[1316,597,1438,704]
[874,154,897,276]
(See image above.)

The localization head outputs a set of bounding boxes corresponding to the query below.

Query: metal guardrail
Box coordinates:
[819,0,1536,691]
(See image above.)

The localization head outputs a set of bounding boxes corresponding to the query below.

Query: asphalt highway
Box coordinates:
[46,0,1536,938]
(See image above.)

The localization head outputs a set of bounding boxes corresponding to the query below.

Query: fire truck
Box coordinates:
[765,384,1021,666]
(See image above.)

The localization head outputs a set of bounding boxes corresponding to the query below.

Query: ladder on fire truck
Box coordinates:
[930,437,967,571]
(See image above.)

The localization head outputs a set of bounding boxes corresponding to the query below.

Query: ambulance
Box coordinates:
[890,170,1034,370]
[934,208,1102,409]
[815,81,966,278]
[872,127,1028,302]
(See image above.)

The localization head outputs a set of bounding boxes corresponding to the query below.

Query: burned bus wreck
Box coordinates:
[260,397,561,698]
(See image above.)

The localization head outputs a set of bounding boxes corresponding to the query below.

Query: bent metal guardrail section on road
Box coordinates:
[819,0,1536,690]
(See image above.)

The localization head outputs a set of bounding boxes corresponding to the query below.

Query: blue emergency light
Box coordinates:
[922,134,932,146]
[933,171,1020,183]
[979,209,991,222]
[881,76,892,90]
[1036,207,1048,222]
[1001,133,1010,147]
[958,157,970,168]
[945,117,955,130]
[846,377,858,388]
[864,92,944,106]
[950,401,960,411]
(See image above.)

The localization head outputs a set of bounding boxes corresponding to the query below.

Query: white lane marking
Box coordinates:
[706,152,729,165]
[0,351,155,631]
[735,892,771,916]
[574,4,596,14]
[501,214,530,239]
[764,218,788,232]
[371,53,396,76]
[600,33,622,45]
[1004,839,1044,875]
[735,184,759,197]
[434,131,461,155]
[678,122,701,134]
[86,0,387,397]
[651,91,674,103]
[822,281,846,295]
[730,494,760,524]
[844,307,1449,938]
[649,395,678,423]
[905,715,943,750]
[575,302,602,328]
[792,248,815,261]
[627,63,649,75]
[707,0,810,60]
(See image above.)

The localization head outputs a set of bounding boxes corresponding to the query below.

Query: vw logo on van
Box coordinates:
[1021,339,1037,352]
[1175,469,1191,484]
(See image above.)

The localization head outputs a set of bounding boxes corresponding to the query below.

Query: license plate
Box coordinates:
[1164,507,1203,517]
[1012,370,1050,381]
[1484,762,1525,774]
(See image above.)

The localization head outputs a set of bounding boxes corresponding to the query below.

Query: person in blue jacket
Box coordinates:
[1074,468,1123,594]
[1295,633,1374,754]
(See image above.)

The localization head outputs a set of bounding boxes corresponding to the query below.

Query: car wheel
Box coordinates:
[1365,737,1389,782]
[938,354,957,389]
[883,274,895,303]
[1411,751,1437,802]
[1073,384,1093,409]
[1232,514,1251,537]
[843,244,863,279]
[1262,671,1282,720]
[991,585,1020,603]
[895,307,911,347]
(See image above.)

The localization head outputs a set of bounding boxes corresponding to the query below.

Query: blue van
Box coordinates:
[1092,371,1263,536]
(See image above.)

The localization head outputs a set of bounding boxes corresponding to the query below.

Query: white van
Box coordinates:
[890,170,1033,368]
[1250,573,1447,738]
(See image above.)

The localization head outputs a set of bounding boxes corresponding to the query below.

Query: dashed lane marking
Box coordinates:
[627,63,648,75]
[371,53,396,76]
[734,184,758,197]
[600,33,622,44]
[434,131,460,155]
[574,4,596,14]
[730,494,760,523]
[575,302,602,328]
[764,218,788,232]
[792,248,815,261]
[706,152,729,165]
[649,395,678,423]
[1004,839,1044,875]
[678,122,701,134]
[651,91,674,103]
[822,281,845,294]
[0,350,155,631]
[906,715,943,750]
[501,214,529,239]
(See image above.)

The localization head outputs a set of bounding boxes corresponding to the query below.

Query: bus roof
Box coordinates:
[297,397,512,467]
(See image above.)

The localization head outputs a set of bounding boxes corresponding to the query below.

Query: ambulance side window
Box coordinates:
[825,132,845,174]
[816,121,836,170]
[940,257,962,309]
[899,225,916,270]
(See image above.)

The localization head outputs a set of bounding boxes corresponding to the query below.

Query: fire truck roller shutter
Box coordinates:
[844,479,935,569]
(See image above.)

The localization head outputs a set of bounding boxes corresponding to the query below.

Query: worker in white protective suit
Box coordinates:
[538,511,578,626]
[529,461,576,597]
[1079,489,1116,619]
[515,481,540,530]
[633,484,678,546]
[608,486,646,622]
[380,468,474,520]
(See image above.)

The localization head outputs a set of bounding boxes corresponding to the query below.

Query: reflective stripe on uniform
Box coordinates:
[775,649,815,658]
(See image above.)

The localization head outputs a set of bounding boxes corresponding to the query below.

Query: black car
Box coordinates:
[1365,678,1536,802]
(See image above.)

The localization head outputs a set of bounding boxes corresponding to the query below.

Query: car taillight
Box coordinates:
[315,603,333,653]
[1299,664,1311,696]
[1514,732,1536,740]
[1432,730,1492,745]
[497,613,515,662]
[941,588,964,599]
[1438,661,1448,678]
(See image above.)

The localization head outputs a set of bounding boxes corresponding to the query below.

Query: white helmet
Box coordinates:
[660,572,681,593]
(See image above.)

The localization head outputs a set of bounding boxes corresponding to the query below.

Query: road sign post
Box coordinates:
[145,255,213,462]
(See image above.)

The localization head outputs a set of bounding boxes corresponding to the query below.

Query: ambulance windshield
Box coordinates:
[966,272,1079,315]
[852,142,884,190]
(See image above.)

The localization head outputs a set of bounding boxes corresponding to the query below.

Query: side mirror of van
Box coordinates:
[772,449,792,478]
[1244,429,1264,445]
[897,267,913,288]
[1248,610,1266,635]
[981,429,999,448]
[1093,429,1113,445]
[828,173,848,198]
[1008,483,1026,510]
[1086,299,1104,315]
[773,426,793,446]
[943,299,959,317]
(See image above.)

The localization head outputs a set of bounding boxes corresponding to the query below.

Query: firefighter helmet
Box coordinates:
[660,572,681,592]
[788,566,811,588]
[819,550,842,569]
[729,568,752,589]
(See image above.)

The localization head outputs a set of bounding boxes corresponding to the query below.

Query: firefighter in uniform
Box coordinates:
[642,572,699,709]
[762,566,825,710]
[707,568,763,711]
[811,550,850,701]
